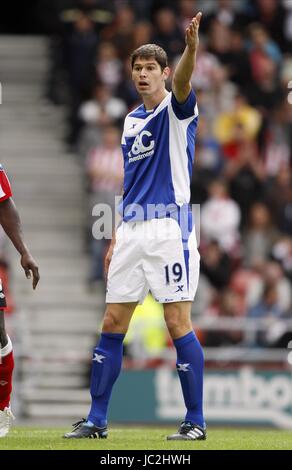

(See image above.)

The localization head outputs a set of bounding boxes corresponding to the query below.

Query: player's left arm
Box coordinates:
[172,12,202,103]
[0,198,40,289]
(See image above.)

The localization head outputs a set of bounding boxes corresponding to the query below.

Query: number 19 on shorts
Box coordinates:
[164,263,183,285]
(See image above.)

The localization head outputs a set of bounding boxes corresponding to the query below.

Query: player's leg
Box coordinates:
[87,220,146,430]
[164,301,206,441]
[144,218,205,440]
[64,302,137,439]
[64,221,146,438]
[87,302,137,426]
[0,307,15,438]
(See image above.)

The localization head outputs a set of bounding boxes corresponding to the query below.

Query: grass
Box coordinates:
[0,427,292,450]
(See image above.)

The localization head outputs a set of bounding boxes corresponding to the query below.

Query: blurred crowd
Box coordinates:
[40,0,292,350]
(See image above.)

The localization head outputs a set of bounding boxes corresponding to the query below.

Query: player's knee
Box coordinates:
[102,310,127,334]
[164,305,192,338]
[166,317,186,337]
[102,313,119,333]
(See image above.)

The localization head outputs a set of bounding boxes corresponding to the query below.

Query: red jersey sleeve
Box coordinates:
[0,165,13,202]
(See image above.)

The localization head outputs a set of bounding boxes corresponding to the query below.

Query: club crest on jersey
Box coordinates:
[128,131,155,163]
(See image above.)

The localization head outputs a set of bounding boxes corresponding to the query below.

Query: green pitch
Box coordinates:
[0,427,292,450]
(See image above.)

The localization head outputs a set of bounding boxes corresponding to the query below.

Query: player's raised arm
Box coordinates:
[172,12,202,104]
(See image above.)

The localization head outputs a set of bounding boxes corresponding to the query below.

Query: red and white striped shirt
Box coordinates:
[86,146,124,193]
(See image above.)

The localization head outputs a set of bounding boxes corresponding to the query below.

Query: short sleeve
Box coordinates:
[0,166,12,202]
[171,89,198,120]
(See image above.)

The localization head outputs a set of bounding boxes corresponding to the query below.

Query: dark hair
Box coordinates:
[131,44,168,71]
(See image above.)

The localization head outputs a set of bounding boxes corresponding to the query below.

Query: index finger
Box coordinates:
[194,11,202,25]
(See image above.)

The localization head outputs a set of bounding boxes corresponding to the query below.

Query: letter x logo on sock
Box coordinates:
[92,354,106,364]
[177,363,190,372]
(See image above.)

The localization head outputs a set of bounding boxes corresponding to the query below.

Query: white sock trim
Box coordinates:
[0,336,13,358]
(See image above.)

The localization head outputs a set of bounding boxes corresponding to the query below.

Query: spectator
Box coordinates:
[86,125,124,198]
[86,125,123,283]
[96,42,123,92]
[207,20,233,66]
[201,179,241,254]
[247,261,291,313]
[242,202,279,267]
[248,23,282,80]
[201,240,232,290]
[77,83,127,158]
[127,0,154,21]
[195,114,223,175]
[65,13,98,91]
[190,115,223,204]
[178,0,200,33]
[65,12,98,145]
[116,59,140,111]
[102,6,135,60]
[214,93,262,146]
[250,0,287,51]
[283,0,292,52]
[151,8,185,62]
[261,101,291,179]
[132,22,153,51]
[264,168,292,236]
[223,124,265,223]
[271,237,292,284]
[247,284,284,347]
[203,290,243,347]
[189,39,220,92]
[79,83,127,128]
[196,65,237,129]
[228,29,253,92]
[246,54,284,113]
[202,0,250,34]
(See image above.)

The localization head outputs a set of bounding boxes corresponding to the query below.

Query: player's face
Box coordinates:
[132,58,169,96]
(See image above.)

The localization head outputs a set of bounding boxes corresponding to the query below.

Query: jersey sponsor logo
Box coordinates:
[0,381,8,386]
[128,130,155,163]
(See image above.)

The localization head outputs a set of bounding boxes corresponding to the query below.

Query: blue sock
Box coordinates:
[88,332,124,427]
[173,331,205,428]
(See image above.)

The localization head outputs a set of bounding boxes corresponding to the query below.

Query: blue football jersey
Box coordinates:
[120,90,199,222]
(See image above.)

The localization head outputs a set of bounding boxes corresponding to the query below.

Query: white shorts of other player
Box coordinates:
[106,218,200,304]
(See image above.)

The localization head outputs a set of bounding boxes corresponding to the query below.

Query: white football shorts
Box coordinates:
[106,217,200,304]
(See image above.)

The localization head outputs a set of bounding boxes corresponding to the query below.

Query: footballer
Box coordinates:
[65,12,206,441]
[0,165,39,437]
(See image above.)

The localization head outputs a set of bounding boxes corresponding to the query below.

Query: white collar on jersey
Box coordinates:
[123,93,171,141]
